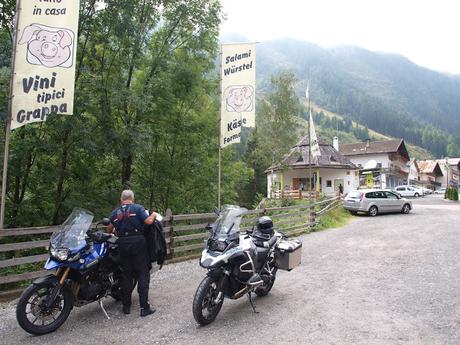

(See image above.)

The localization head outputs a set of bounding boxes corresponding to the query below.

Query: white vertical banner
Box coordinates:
[309,110,321,159]
[10,0,80,130]
[220,43,256,148]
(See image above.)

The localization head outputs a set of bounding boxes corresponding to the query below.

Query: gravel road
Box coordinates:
[1,195,460,345]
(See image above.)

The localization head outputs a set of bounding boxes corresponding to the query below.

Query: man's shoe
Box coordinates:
[140,306,156,317]
[122,305,131,315]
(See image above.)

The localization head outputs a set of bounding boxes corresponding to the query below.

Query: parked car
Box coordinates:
[418,186,433,195]
[434,187,446,194]
[394,185,423,197]
[344,189,412,217]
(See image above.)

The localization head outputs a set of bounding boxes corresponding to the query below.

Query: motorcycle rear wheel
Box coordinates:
[16,284,73,335]
[255,267,277,297]
[192,276,224,326]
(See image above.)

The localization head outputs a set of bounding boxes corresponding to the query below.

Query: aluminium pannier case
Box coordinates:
[275,239,302,271]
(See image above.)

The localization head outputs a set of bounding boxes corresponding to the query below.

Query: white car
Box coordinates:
[419,186,433,195]
[395,185,423,197]
[434,187,446,194]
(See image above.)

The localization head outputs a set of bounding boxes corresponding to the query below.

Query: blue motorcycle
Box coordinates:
[16,208,123,335]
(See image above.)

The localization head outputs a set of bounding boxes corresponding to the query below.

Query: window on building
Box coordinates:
[326,180,332,187]
[377,163,382,168]
[346,171,350,175]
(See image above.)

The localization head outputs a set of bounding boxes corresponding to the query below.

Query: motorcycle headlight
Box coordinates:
[209,239,228,252]
[50,247,69,261]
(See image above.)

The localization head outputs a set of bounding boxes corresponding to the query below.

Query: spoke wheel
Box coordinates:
[16,284,72,335]
[192,276,224,326]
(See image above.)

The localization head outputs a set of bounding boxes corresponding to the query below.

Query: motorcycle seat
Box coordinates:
[252,235,277,248]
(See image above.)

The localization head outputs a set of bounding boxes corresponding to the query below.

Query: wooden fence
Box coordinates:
[271,189,303,199]
[0,197,341,296]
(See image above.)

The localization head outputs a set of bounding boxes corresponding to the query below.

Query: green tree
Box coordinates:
[0,1,224,226]
[447,135,460,157]
[243,70,302,205]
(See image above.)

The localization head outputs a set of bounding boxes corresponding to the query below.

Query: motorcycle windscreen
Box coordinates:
[214,205,247,238]
[50,208,94,251]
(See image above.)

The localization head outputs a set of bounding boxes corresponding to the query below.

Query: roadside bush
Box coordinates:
[444,187,458,201]
[281,197,296,207]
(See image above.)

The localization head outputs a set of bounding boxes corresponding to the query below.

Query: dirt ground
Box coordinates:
[1,195,459,345]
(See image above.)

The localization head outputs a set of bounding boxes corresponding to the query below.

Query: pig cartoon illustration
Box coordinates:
[18,23,74,68]
[224,85,254,113]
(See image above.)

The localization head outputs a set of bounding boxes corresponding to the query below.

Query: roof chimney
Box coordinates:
[333,136,339,151]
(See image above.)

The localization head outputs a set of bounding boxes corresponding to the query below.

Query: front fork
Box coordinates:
[44,267,71,309]
[211,269,229,304]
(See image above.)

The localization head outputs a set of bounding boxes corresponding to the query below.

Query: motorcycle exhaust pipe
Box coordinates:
[233,286,249,299]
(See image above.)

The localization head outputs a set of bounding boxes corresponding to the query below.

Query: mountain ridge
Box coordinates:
[220,34,460,157]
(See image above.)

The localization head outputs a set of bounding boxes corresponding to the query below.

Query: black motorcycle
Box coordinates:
[192,205,302,325]
[16,209,123,335]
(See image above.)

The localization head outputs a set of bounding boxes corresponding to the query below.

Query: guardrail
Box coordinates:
[0,197,341,296]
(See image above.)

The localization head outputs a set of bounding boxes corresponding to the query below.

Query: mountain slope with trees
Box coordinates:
[255,39,460,158]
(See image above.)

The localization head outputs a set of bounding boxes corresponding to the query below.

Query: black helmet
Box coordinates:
[256,216,273,234]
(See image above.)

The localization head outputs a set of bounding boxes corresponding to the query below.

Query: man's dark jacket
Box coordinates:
[144,220,167,269]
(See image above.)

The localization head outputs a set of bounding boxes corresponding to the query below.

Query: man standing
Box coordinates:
[339,183,344,196]
[107,190,156,317]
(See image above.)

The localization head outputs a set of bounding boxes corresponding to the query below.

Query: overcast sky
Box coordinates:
[220,0,460,74]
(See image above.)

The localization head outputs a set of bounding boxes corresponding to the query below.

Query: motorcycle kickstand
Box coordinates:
[247,292,259,314]
[99,298,110,320]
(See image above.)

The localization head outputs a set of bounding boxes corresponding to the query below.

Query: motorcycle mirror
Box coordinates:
[100,218,111,226]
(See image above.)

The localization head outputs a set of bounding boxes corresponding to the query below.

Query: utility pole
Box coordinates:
[1,0,22,228]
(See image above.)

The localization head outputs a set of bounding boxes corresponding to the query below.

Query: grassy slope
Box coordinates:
[263,199,355,232]
[315,206,354,231]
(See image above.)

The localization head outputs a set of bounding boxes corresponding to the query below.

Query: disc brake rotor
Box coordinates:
[28,290,63,323]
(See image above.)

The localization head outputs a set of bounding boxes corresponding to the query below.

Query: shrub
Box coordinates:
[281,197,296,207]
[451,188,459,201]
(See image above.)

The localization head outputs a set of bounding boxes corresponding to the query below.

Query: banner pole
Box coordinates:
[307,83,312,203]
[0,123,11,229]
[1,0,21,228]
[217,144,221,210]
[217,46,222,210]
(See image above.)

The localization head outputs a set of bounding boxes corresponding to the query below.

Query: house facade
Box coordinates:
[266,136,359,197]
[436,158,460,187]
[408,158,420,184]
[339,139,410,189]
[417,160,444,189]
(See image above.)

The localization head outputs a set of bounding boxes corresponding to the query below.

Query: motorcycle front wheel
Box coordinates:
[16,284,73,335]
[192,276,224,326]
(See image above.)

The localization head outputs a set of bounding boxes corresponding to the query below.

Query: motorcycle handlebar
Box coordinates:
[87,231,115,244]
